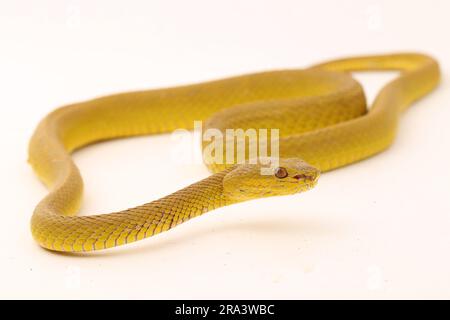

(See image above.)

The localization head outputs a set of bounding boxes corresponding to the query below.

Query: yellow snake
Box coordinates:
[28,53,440,253]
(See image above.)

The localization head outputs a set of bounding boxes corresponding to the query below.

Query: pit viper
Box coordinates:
[28,53,440,252]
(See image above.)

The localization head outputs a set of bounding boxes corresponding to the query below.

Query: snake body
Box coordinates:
[29,53,440,252]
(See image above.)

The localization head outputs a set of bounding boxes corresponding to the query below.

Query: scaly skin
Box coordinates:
[28,53,440,252]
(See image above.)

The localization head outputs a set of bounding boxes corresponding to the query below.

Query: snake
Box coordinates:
[28,53,440,253]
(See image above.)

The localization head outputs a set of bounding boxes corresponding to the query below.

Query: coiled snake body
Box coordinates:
[29,53,440,252]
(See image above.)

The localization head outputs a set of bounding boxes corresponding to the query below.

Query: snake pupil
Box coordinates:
[275,167,288,179]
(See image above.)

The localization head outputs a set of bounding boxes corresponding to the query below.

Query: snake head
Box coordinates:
[223,158,320,202]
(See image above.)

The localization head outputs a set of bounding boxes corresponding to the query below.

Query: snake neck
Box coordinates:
[31,167,236,252]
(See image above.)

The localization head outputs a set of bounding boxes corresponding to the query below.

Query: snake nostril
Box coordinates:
[293,174,316,181]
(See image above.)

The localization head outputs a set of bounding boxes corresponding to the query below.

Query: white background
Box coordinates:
[1,0,450,299]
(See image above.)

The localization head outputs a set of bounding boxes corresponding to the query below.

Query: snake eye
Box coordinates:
[274,167,288,179]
